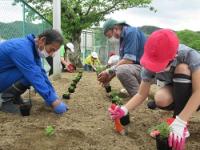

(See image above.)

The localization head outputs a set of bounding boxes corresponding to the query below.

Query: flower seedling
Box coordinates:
[77,72,82,78]
[68,86,75,93]
[96,65,107,75]
[72,79,78,84]
[110,90,119,99]
[148,122,172,150]
[111,96,123,106]
[71,83,76,88]
[148,122,170,139]
[45,126,54,136]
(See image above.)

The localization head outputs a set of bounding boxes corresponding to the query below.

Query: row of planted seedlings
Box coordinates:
[62,71,83,99]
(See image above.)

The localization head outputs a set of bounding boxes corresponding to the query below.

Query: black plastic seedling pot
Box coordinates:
[62,93,70,99]
[105,85,111,93]
[120,113,130,126]
[19,99,32,116]
[156,135,172,150]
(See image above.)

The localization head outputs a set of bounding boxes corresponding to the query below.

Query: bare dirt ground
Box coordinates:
[0,72,199,150]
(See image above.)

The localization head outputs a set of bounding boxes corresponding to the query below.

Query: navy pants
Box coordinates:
[0,68,30,92]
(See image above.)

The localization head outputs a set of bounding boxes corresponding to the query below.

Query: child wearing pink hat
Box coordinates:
[109,29,200,150]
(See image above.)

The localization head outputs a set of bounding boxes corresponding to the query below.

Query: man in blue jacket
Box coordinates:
[0,29,68,114]
[98,19,146,97]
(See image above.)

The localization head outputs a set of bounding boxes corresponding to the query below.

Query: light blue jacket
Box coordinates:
[119,26,146,64]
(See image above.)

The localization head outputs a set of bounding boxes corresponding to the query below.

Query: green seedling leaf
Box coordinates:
[45,126,54,136]
[68,86,75,93]
[148,122,170,139]
[111,96,123,106]
[96,65,107,75]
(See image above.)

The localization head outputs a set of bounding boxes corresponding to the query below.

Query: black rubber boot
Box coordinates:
[172,74,192,117]
[1,81,29,104]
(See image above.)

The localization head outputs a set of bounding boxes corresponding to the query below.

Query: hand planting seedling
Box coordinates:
[45,125,55,136]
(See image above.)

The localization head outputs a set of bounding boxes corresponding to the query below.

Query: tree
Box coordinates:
[177,30,200,51]
[22,0,153,67]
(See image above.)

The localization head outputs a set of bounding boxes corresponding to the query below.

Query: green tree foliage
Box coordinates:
[22,0,153,66]
[177,30,200,51]
[139,25,161,36]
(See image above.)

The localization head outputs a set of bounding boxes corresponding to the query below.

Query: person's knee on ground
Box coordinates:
[173,64,192,117]
[1,80,30,104]
[153,86,174,110]
[116,64,141,97]
[154,86,173,107]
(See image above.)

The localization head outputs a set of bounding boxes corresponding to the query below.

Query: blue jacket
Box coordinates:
[119,26,146,64]
[0,34,58,105]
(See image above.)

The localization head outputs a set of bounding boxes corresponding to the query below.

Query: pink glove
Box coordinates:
[108,104,128,120]
[168,116,190,150]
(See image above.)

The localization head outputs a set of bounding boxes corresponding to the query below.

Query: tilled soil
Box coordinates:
[0,72,199,150]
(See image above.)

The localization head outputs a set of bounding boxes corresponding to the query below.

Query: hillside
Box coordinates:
[0,21,51,39]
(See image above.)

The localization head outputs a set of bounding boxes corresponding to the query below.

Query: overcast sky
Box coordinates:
[1,0,200,31]
[105,0,200,31]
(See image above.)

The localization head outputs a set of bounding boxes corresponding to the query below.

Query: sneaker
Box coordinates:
[119,88,129,98]
[147,100,157,110]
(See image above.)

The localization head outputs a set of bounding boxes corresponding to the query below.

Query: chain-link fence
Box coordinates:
[0,0,52,74]
[81,28,119,65]
[0,0,52,40]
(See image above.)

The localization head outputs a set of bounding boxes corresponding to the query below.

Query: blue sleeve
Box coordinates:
[9,43,58,105]
[122,30,138,62]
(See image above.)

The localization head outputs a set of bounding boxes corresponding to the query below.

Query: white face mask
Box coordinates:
[108,36,120,43]
[38,47,49,58]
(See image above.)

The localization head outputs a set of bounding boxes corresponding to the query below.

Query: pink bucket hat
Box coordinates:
[140,29,179,72]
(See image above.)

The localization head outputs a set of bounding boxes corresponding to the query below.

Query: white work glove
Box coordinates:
[168,116,190,150]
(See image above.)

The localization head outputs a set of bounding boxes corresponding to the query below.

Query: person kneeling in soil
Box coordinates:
[60,42,76,73]
[0,29,68,114]
[108,29,200,150]
[98,18,146,97]
[84,52,101,71]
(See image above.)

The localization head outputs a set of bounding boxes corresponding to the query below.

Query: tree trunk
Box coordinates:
[68,31,83,68]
